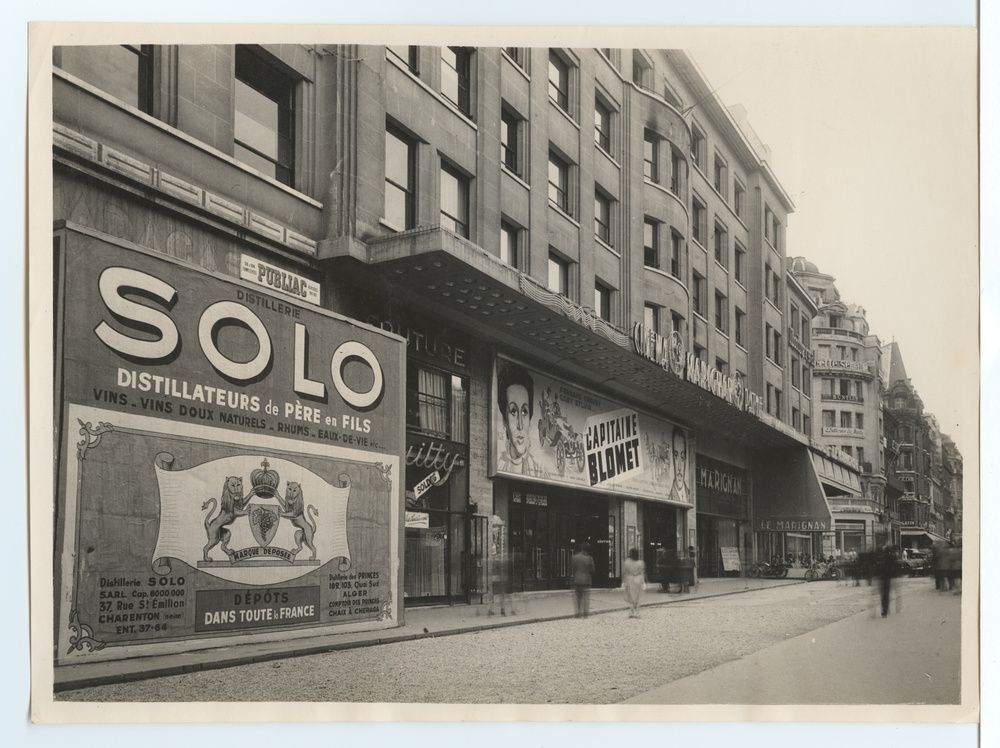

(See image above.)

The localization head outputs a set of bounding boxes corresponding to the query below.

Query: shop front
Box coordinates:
[489,355,694,593]
[363,309,479,607]
[753,448,834,567]
[695,456,751,577]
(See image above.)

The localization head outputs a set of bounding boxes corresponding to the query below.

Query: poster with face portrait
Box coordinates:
[490,356,693,505]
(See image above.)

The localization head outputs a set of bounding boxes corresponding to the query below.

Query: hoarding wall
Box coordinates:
[54,227,405,664]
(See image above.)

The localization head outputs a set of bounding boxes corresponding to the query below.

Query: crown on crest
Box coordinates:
[250,458,280,498]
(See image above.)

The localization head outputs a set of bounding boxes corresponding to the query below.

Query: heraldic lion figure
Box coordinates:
[281,481,319,561]
[201,476,246,561]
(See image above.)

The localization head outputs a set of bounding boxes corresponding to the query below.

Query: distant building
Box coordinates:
[789,258,889,553]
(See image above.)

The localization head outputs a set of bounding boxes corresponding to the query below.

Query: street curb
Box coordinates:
[54,579,804,692]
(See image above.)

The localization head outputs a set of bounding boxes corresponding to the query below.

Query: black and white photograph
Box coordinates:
[26,20,978,724]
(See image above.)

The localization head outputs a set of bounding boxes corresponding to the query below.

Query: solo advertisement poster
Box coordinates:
[490,355,693,505]
[53,227,405,664]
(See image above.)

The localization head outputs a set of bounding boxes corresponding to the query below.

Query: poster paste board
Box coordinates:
[490,355,693,505]
[54,228,405,664]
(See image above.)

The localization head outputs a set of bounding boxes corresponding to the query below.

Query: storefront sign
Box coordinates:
[368,316,468,370]
[814,359,871,374]
[755,519,830,532]
[720,546,741,572]
[413,471,442,499]
[821,426,865,438]
[405,439,464,487]
[240,254,320,305]
[696,456,749,520]
[491,356,692,505]
[631,323,762,418]
[55,231,404,663]
[405,512,430,529]
[512,490,548,506]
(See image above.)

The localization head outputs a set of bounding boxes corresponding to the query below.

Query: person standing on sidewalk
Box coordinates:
[622,548,646,618]
[876,544,898,618]
[571,542,595,618]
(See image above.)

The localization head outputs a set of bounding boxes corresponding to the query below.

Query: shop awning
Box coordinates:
[752,448,834,532]
[325,227,809,453]
[810,451,862,497]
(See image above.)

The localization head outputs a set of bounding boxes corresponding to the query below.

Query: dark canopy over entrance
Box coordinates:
[752,448,833,533]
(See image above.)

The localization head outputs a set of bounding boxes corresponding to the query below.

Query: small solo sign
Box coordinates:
[53,226,405,664]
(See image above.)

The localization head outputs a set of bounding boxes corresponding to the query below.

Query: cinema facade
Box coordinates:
[48,43,834,671]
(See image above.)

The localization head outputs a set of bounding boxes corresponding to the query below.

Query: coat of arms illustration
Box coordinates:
[153,454,352,585]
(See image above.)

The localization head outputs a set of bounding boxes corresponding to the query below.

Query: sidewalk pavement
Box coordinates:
[625,578,962,704]
[55,576,800,692]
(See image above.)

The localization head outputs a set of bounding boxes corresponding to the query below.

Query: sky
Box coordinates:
[685,28,978,457]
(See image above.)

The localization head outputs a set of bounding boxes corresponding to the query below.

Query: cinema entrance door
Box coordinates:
[507,484,610,592]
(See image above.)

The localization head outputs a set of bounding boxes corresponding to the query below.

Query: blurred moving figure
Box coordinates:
[875,545,899,618]
[622,548,646,618]
[946,538,962,592]
[931,540,949,591]
[571,542,595,618]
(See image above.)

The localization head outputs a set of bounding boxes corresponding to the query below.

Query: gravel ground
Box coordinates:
[60,581,882,704]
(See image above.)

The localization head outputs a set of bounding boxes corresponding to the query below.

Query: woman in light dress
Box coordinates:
[623,548,646,618]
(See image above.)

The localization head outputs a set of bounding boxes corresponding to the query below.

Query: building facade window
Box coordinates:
[643,130,659,182]
[632,53,652,90]
[856,413,865,430]
[548,50,571,112]
[407,363,468,443]
[692,194,707,245]
[734,307,746,346]
[594,282,613,321]
[384,125,416,230]
[500,107,522,176]
[234,46,296,186]
[802,365,811,395]
[670,230,684,278]
[840,411,853,428]
[733,178,746,219]
[59,44,155,113]
[548,251,570,297]
[713,220,728,268]
[387,45,418,72]
[691,123,707,172]
[644,303,660,335]
[441,46,472,116]
[713,153,728,200]
[503,47,525,69]
[548,149,571,214]
[671,311,684,336]
[594,97,612,152]
[791,356,800,388]
[734,243,746,285]
[670,146,684,194]
[765,323,773,359]
[500,220,521,269]
[595,190,613,245]
[714,291,728,334]
[643,218,659,268]
[439,162,470,238]
[692,272,706,317]
[792,407,800,430]
[823,410,835,427]
[716,357,729,375]
[803,415,811,436]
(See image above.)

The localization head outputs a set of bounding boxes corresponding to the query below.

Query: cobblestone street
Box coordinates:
[59,578,956,704]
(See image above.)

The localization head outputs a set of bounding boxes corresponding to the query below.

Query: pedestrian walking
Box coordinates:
[945,539,962,593]
[931,540,948,591]
[622,548,646,618]
[571,542,595,618]
[876,544,897,618]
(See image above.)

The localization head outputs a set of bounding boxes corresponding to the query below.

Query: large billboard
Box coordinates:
[54,227,405,663]
[490,355,693,505]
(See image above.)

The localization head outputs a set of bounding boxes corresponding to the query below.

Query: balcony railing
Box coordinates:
[814,326,865,342]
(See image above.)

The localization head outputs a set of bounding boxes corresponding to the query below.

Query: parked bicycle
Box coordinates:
[804,557,843,582]
[747,556,789,579]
